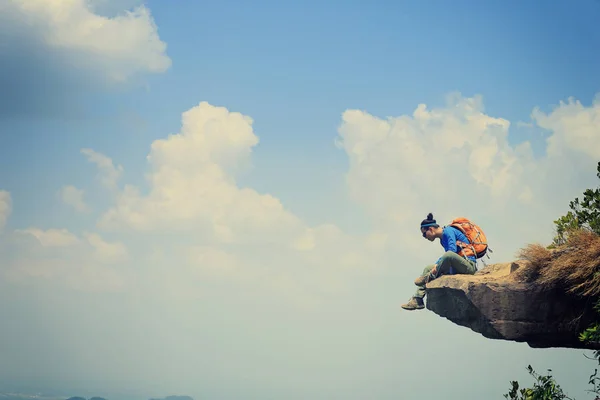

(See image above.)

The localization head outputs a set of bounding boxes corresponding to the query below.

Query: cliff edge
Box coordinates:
[424,229,600,350]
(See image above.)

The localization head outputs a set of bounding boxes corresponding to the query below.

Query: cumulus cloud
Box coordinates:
[84,102,390,312]
[0,0,170,118]
[59,185,90,213]
[29,102,387,322]
[336,92,600,262]
[81,148,123,191]
[1,102,388,301]
[338,94,523,212]
[85,232,128,264]
[4,228,128,292]
[15,228,80,247]
[0,191,11,232]
[531,95,600,160]
[15,94,595,297]
[97,102,307,245]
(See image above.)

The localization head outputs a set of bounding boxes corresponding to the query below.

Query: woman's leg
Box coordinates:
[414,264,435,298]
[437,251,477,275]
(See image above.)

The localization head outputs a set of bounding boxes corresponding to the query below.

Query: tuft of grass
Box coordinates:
[516,229,600,297]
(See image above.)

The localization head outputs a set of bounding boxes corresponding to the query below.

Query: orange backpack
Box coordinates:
[448,217,489,259]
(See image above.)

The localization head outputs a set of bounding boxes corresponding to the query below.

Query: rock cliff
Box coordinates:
[425,259,600,350]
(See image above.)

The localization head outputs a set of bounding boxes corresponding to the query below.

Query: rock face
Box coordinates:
[425,261,600,350]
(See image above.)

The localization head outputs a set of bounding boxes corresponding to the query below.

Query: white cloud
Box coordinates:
[186,246,240,278]
[0,191,11,232]
[59,185,90,212]
[84,232,128,263]
[6,228,128,292]
[64,102,391,312]
[16,228,80,247]
[97,102,307,246]
[5,0,171,83]
[336,92,600,263]
[531,96,600,159]
[64,95,600,298]
[81,148,123,191]
[4,95,598,299]
[337,95,521,221]
[0,0,171,119]
[1,102,387,302]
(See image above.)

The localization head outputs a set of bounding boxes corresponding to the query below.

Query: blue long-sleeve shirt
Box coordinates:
[434,226,476,272]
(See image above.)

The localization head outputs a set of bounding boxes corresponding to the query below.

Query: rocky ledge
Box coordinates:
[425,261,600,350]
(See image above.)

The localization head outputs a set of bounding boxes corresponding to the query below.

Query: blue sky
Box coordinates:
[1,1,600,399]
[3,0,600,231]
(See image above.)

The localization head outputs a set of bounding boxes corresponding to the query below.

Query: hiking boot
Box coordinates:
[414,274,433,286]
[401,297,425,311]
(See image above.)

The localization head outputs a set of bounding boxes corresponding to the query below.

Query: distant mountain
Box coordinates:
[64,397,106,400]
[149,396,194,400]
[0,394,108,400]
[0,394,66,400]
[0,392,196,400]
[66,398,106,400]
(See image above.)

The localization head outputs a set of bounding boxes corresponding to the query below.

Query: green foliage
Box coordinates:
[504,348,600,399]
[506,161,600,400]
[550,161,600,247]
[505,297,600,400]
[550,211,580,248]
[569,162,600,236]
[580,323,600,346]
[504,366,573,400]
[586,369,600,400]
[580,300,600,343]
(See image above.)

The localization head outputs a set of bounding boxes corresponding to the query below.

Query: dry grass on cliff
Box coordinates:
[516,229,600,297]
